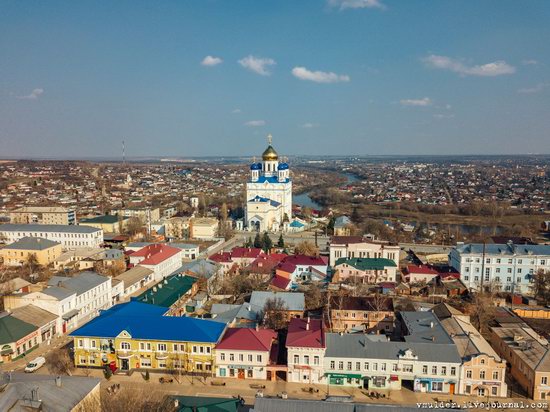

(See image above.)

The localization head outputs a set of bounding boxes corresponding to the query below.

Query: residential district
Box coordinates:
[0,142,550,411]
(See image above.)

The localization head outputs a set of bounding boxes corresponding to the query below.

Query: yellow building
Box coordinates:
[0,237,62,267]
[190,217,219,240]
[10,206,76,225]
[70,301,226,374]
[79,215,129,234]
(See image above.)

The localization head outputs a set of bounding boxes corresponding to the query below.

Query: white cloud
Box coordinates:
[201,55,223,66]
[244,120,266,127]
[238,55,276,76]
[301,122,319,128]
[518,83,549,94]
[291,66,350,83]
[522,59,538,66]
[17,88,44,100]
[423,54,516,77]
[433,113,455,119]
[328,0,386,10]
[400,97,432,107]
[232,108,242,114]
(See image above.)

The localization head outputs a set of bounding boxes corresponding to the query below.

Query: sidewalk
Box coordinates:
[0,335,71,372]
[70,368,546,411]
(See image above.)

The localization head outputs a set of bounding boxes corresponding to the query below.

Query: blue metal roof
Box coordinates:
[277,163,289,170]
[69,300,226,343]
[455,243,550,256]
[250,163,262,170]
[253,176,290,184]
[248,195,281,207]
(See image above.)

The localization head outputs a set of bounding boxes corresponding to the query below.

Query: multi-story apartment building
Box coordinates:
[0,237,62,266]
[329,295,394,333]
[433,303,508,397]
[9,206,76,225]
[70,301,226,373]
[324,333,462,393]
[4,271,111,334]
[190,217,219,240]
[215,327,277,380]
[491,316,550,400]
[286,317,325,384]
[0,224,103,249]
[110,207,161,224]
[449,242,550,293]
[333,258,398,284]
[329,236,400,267]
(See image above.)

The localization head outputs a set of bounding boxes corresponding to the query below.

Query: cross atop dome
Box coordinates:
[267,133,272,145]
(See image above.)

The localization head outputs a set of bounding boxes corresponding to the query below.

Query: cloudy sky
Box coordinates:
[1,0,549,158]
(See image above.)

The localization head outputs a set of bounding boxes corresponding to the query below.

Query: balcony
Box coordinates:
[155,351,168,360]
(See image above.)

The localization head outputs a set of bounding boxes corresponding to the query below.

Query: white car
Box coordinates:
[24,356,46,373]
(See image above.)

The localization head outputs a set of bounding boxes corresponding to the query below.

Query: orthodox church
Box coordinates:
[245,135,292,232]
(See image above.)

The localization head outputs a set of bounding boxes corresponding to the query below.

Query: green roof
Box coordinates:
[80,215,128,224]
[172,396,239,412]
[0,314,38,345]
[335,257,397,270]
[137,274,196,307]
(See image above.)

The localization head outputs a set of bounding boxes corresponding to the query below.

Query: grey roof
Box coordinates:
[250,291,305,312]
[115,266,154,287]
[334,215,351,228]
[2,237,60,250]
[10,305,57,328]
[0,278,31,293]
[42,286,76,300]
[102,249,123,259]
[455,242,550,256]
[324,333,462,364]
[399,311,452,344]
[47,271,109,296]
[127,241,198,250]
[252,398,456,412]
[0,224,101,233]
[0,373,100,412]
[210,303,259,323]
[181,259,219,278]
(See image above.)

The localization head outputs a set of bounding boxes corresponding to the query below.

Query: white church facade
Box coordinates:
[245,135,292,232]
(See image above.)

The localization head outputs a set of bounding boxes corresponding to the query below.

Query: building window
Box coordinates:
[356,362,361,371]
[248,354,253,362]
[120,341,130,350]
[220,353,225,361]
[492,387,498,396]
[480,370,486,379]
[347,362,352,371]
[158,343,167,352]
[247,369,253,378]
[238,354,243,362]
[465,385,471,394]
[432,366,437,375]
[364,362,369,370]
[229,354,234,361]
[257,355,262,363]
[338,361,344,370]
[493,371,499,380]
[294,355,299,364]
[543,377,548,385]
[466,370,472,379]
[330,361,335,369]
[314,356,319,365]
[441,366,446,375]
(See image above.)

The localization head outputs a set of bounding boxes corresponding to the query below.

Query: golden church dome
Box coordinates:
[262,145,279,161]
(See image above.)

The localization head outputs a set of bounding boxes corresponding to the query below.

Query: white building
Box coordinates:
[128,244,183,282]
[3,271,112,335]
[0,224,103,249]
[324,333,462,393]
[286,317,326,384]
[329,236,400,267]
[245,135,292,232]
[215,327,277,380]
[449,242,550,294]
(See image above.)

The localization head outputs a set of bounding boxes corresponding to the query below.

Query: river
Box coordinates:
[293,172,359,209]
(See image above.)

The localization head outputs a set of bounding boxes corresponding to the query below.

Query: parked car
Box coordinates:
[24,357,46,373]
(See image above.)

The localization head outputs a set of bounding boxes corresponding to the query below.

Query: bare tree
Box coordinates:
[101,389,176,412]
[294,241,319,257]
[46,348,75,376]
[262,297,288,330]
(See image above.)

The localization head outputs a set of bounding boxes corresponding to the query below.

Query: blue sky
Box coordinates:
[1,0,549,158]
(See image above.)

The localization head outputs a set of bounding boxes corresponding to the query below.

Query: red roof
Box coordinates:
[270,275,291,290]
[231,247,264,259]
[133,244,181,265]
[282,254,327,267]
[286,317,324,349]
[330,236,364,245]
[216,327,277,351]
[405,265,438,275]
[276,262,296,274]
[209,251,232,263]
[246,254,287,274]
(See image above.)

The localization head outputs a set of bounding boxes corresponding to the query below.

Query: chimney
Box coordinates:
[256,323,259,332]
[430,321,434,328]
[431,336,435,342]
[56,376,62,387]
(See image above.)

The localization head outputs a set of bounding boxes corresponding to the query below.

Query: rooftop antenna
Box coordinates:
[122,139,126,166]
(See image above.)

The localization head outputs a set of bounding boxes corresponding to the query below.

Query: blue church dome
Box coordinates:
[250,163,262,170]
[277,163,289,170]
